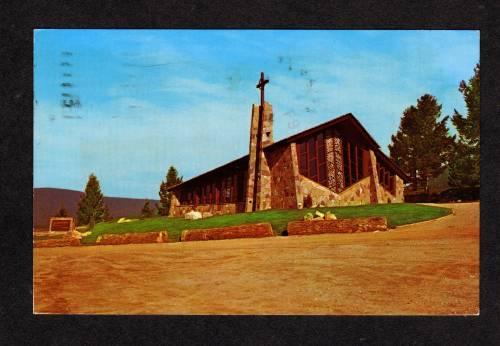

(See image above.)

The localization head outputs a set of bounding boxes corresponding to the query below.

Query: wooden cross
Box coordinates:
[252,72,269,211]
[256,72,269,108]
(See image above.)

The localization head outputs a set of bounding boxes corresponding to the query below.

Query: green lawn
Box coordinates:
[81,203,451,244]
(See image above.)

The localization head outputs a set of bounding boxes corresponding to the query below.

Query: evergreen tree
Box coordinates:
[389,94,455,192]
[158,166,183,216]
[76,173,107,228]
[103,204,112,221]
[55,205,68,217]
[449,64,480,188]
[141,200,154,218]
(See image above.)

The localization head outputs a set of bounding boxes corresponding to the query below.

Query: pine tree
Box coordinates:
[389,94,455,192]
[55,205,68,217]
[103,204,112,221]
[448,64,480,188]
[158,166,183,216]
[77,173,107,228]
[141,200,154,219]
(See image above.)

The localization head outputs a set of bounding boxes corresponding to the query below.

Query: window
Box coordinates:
[357,146,364,179]
[350,142,356,182]
[297,133,327,185]
[299,142,308,176]
[224,176,232,202]
[343,142,350,186]
[237,172,245,202]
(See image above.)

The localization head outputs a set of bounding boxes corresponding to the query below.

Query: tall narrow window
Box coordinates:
[296,133,328,186]
[317,133,327,185]
[350,143,357,183]
[343,141,350,186]
[357,147,364,179]
[298,142,308,176]
[307,137,317,180]
[237,172,245,202]
[225,176,232,202]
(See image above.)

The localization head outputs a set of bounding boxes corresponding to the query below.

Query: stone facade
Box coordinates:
[168,105,407,216]
[324,129,345,192]
[300,175,340,207]
[267,144,301,209]
[368,149,383,204]
[171,203,236,217]
[337,176,372,206]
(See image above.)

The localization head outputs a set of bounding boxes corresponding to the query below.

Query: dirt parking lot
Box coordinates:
[33,203,479,315]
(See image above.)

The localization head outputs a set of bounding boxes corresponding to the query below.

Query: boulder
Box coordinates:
[64,229,91,240]
[202,212,213,218]
[315,210,325,218]
[117,217,137,223]
[325,212,337,220]
[181,223,274,242]
[185,211,202,220]
[95,231,168,245]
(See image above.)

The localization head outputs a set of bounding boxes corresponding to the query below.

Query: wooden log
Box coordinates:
[287,217,388,236]
[96,231,168,246]
[181,223,274,242]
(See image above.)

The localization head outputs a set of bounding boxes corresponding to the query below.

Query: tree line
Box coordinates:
[55,166,183,229]
[389,64,479,195]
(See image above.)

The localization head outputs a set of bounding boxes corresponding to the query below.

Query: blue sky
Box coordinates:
[34,30,479,199]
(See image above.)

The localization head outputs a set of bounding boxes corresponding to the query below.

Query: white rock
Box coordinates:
[185,211,202,220]
[325,212,337,220]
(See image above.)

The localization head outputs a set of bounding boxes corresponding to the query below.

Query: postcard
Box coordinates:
[33,29,479,315]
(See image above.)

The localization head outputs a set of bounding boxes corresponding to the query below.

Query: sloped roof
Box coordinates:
[167,113,409,191]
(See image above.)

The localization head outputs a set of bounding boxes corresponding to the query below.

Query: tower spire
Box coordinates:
[251,72,270,211]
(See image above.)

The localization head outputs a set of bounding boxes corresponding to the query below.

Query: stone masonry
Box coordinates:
[245,102,273,212]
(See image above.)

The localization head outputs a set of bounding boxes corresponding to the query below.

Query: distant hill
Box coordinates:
[33,188,160,229]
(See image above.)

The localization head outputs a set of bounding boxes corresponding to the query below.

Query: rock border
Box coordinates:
[287,217,388,236]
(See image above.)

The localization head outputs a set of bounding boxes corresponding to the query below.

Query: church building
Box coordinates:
[167,73,409,217]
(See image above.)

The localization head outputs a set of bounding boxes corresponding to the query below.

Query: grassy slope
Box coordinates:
[81,203,451,244]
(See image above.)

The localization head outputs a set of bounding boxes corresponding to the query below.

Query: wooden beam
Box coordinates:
[354,144,359,182]
[347,141,352,186]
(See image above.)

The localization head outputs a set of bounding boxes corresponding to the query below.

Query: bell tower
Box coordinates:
[245,72,273,212]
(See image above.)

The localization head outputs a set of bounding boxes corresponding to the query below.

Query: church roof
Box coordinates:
[167,113,409,190]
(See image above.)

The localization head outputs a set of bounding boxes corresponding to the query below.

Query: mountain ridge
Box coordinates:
[33,187,160,229]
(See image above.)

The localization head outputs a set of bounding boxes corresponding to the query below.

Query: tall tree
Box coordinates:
[389,94,455,192]
[158,166,183,216]
[448,64,480,188]
[103,204,112,221]
[77,173,107,228]
[141,200,154,219]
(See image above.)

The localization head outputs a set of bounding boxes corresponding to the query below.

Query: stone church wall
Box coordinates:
[299,175,340,207]
[171,203,237,217]
[378,175,405,203]
[245,102,273,212]
[267,144,300,209]
[337,176,372,206]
